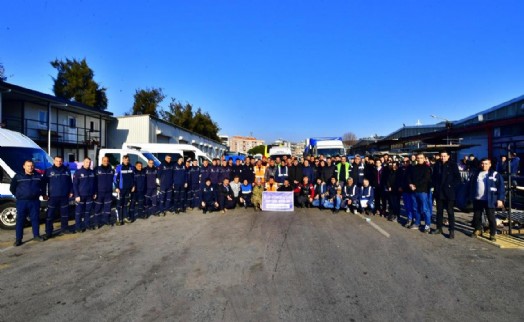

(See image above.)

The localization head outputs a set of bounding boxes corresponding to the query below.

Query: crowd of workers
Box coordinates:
[9,151,521,246]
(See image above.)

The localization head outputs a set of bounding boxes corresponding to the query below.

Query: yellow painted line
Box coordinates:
[478,232,524,249]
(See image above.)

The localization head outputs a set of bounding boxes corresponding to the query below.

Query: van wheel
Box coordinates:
[0,202,17,230]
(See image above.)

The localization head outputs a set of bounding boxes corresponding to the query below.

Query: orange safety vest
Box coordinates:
[265,182,278,192]
[255,165,266,183]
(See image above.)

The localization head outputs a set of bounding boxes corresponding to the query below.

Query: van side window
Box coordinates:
[186,152,196,161]
[128,154,139,165]
[0,165,10,184]
[105,153,120,167]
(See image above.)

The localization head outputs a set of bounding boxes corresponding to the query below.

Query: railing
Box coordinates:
[4,117,101,146]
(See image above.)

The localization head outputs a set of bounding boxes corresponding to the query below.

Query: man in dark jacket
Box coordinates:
[10,160,46,246]
[407,153,432,233]
[386,162,402,221]
[350,155,366,186]
[172,157,188,213]
[432,151,461,238]
[157,155,174,215]
[470,158,505,241]
[187,160,201,209]
[94,156,115,227]
[218,178,236,212]
[44,156,73,236]
[288,158,303,187]
[144,159,158,217]
[321,158,336,183]
[200,178,219,213]
[73,157,96,232]
[293,176,314,208]
[130,161,147,220]
[114,155,135,225]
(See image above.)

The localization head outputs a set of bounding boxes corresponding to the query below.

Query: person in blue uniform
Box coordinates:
[187,159,201,210]
[157,155,174,216]
[44,156,73,236]
[144,159,158,217]
[10,160,46,246]
[94,156,115,227]
[275,162,289,185]
[209,159,220,187]
[218,159,230,184]
[218,177,236,213]
[130,161,147,219]
[239,178,253,208]
[359,178,375,215]
[200,178,219,213]
[342,177,360,214]
[114,155,135,225]
[73,157,96,232]
[172,157,188,214]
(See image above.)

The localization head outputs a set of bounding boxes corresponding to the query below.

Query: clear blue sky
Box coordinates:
[2,1,523,143]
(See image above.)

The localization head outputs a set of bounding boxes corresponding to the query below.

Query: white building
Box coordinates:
[108,115,227,158]
[229,136,265,154]
[0,82,113,162]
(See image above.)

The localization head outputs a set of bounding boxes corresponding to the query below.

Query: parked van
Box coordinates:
[268,146,292,160]
[0,128,53,229]
[98,148,161,168]
[121,143,212,165]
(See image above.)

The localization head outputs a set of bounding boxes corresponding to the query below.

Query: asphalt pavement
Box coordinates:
[0,208,523,322]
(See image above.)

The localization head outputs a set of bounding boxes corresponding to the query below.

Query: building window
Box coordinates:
[39,111,47,126]
[90,121,95,131]
[68,116,76,129]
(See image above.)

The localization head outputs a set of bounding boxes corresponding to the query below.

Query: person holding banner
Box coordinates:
[265,176,279,192]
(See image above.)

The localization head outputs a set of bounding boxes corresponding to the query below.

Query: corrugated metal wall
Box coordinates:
[107,116,150,148]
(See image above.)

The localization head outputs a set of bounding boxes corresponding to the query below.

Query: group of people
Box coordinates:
[10,149,517,246]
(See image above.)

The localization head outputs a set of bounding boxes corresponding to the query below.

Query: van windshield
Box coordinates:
[0,147,53,174]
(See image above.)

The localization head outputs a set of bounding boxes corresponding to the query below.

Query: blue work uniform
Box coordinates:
[172,162,188,212]
[114,163,135,223]
[144,165,158,216]
[94,164,114,226]
[240,183,252,207]
[10,172,44,242]
[44,165,72,235]
[73,166,96,231]
[187,165,201,208]
[157,160,174,213]
[201,184,218,212]
[130,168,146,219]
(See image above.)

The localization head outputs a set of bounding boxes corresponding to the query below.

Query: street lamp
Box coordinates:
[431,114,452,145]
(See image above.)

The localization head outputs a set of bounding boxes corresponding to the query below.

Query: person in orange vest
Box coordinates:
[265,176,278,192]
[254,159,266,184]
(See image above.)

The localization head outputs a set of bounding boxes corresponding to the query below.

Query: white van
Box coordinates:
[98,148,161,168]
[122,143,212,166]
[269,146,292,160]
[0,128,53,229]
